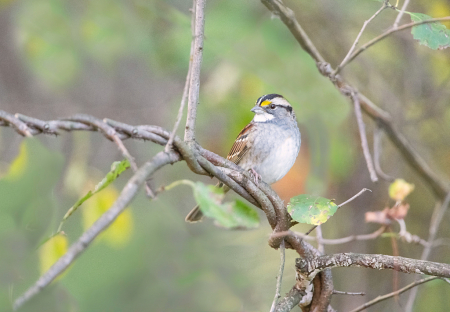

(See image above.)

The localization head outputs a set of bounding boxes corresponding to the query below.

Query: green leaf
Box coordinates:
[193,182,259,229]
[287,194,338,225]
[61,159,130,223]
[405,12,450,50]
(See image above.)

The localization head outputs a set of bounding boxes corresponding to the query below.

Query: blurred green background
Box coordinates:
[0,0,449,311]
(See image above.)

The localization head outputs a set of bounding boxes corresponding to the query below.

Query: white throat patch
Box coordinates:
[253,113,275,122]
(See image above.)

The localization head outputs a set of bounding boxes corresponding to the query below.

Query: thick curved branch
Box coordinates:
[13,151,181,310]
[260,0,450,199]
[296,253,450,279]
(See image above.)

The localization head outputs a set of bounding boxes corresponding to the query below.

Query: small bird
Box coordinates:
[185,94,301,222]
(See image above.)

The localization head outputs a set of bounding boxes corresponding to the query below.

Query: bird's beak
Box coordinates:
[251,106,265,114]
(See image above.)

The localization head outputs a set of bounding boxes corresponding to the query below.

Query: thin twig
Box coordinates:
[338,188,372,208]
[349,276,439,312]
[333,290,365,296]
[337,17,450,73]
[316,225,325,254]
[13,151,181,310]
[270,240,286,312]
[184,0,206,143]
[338,2,388,71]
[373,125,394,181]
[69,115,156,198]
[165,10,195,152]
[285,226,386,245]
[405,192,450,311]
[352,92,378,182]
[393,0,411,29]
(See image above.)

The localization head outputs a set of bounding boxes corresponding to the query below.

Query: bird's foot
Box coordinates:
[249,168,261,185]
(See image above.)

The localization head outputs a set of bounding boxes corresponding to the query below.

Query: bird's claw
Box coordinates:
[249,168,261,185]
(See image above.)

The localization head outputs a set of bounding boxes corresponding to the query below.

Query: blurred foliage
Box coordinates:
[0,0,449,311]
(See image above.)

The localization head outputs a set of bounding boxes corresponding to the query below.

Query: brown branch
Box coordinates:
[296,253,450,279]
[352,92,378,182]
[184,0,206,143]
[337,17,450,73]
[260,0,324,63]
[350,276,439,312]
[13,151,181,310]
[261,0,449,199]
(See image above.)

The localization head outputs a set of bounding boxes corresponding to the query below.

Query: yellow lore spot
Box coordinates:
[260,100,271,107]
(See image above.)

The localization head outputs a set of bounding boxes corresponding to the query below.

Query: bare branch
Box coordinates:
[338,2,388,71]
[184,0,206,143]
[13,151,181,310]
[333,290,365,296]
[260,0,449,199]
[393,0,411,29]
[274,286,304,312]
[0,111,32,137]
[373,125,394,181]
[338,17,450,72]
[296,253,450,279]
[270,240,286,312]
[405,192,450,310]
[350,276,439,312]
[260,0,324,63]
[288,226,386,246]
[352,92,378,182]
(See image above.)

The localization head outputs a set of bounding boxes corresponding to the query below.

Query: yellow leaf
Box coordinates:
[81,185,133,248]
[39,234,68,276]
[389,179,415,201]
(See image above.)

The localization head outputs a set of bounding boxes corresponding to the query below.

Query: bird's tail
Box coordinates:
[185,182,228,223]
[185,205,203,223]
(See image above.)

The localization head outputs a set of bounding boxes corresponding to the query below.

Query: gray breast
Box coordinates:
[240,119,301,185]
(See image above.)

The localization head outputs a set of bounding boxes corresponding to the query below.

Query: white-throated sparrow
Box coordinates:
[185,94,301,222]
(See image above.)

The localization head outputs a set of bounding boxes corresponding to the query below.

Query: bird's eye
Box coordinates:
[270,104,276,109]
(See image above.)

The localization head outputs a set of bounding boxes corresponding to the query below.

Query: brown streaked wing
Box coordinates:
[226,123,254,164]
